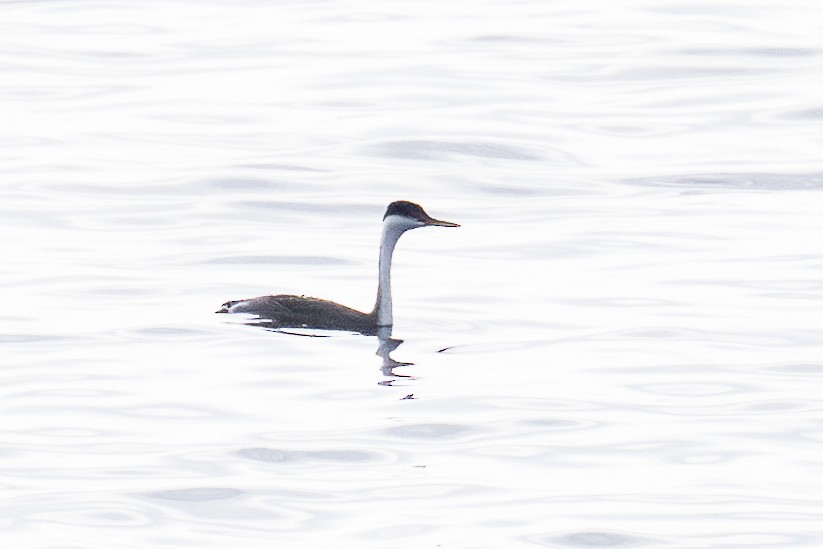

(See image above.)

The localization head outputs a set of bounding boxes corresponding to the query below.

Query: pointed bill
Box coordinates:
[426,217,460,227]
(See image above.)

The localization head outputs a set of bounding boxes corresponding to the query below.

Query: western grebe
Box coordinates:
[216,201,459,333]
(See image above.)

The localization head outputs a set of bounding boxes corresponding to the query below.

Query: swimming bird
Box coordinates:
[217,201,459,334]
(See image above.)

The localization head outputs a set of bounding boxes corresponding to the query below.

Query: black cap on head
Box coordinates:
[383,200,429,221]
[383,200,460,227]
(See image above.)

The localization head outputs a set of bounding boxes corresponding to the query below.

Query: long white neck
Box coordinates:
[371,216,414,326]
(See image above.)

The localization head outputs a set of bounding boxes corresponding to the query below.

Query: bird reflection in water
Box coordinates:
[375,326,413,380]
[235,320,415,381]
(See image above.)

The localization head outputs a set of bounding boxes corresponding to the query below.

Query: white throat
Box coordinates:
[371,215,420,326]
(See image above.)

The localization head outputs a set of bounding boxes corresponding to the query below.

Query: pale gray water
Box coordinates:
[3,0,823,547]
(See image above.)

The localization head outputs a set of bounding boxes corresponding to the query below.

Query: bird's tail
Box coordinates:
[215,300,241,313]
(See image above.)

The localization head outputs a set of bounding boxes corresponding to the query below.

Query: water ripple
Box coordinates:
[207,255,355,266]
[237,447,382,465]
[384,423,475,440]
[367,139,541,161]
[145,487,244,502]
[534,530,656,547]
[626,172,823,191]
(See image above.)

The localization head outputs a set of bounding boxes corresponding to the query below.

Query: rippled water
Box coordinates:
[3,0,823,547]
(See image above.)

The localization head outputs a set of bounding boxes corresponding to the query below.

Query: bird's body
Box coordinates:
[217,201,458,334]
[218,294,379,334]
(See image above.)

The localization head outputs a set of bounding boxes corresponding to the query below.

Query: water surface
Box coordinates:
[3,0,823,547]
